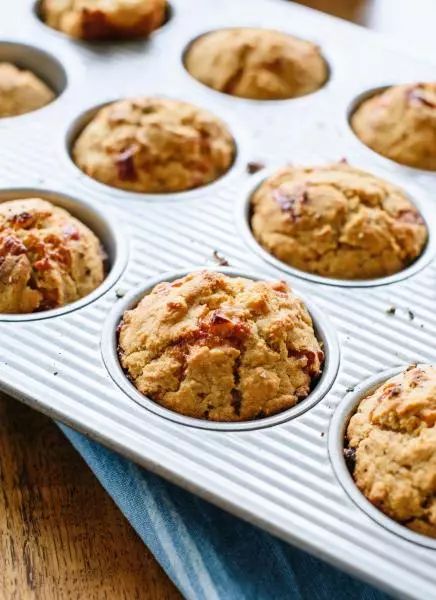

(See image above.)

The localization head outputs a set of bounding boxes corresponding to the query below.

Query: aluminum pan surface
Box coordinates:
[1,1,436,598]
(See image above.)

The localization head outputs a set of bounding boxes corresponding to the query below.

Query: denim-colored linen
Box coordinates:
[59,425,391,600]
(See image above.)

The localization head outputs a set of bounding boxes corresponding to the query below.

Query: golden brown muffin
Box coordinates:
[72,97,235,193]
[118,270,324,421]
[351,83,436,171]
[0,63,55,118]
[184,28,328,100]
[41,0,166,40]
[0,198,105,313]
[346,365,436,538]
[250,162,427,280]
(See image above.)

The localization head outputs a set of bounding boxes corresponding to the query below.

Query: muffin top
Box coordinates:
[0,198,105,314]
[250,162,427,280]
[72,97,235,193]
[184,28,328,100]
[41,0,166,40]
[118,270,323,421]
[351,83,436,171]
[346,365,436,538]
[0,63,55,118]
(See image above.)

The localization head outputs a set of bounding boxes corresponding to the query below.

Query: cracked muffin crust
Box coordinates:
[72,97,236,193]
[351,83,436,171]
[184,28,328,100]
[250,162,427,280]
[0,198,105,314]
[0,63,55,118]
[346,365,436,538]
[41,0,166,40]
[117,270,324,421]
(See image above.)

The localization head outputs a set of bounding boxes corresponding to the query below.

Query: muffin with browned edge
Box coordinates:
[0,63,54,118]
[351,83,436,170]
[346,364,436,538]
[118,270,324,421]
[41,0,166,40]
[184,28,328,100]
[251,161,427,280]
[0,198,105,313]
[73,97,235,193]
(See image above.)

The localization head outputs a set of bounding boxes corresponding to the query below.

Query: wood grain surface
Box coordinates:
[1,1,434,599]
[0,392,181,600]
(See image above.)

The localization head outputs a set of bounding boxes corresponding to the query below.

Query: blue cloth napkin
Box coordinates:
[59,424,390,600]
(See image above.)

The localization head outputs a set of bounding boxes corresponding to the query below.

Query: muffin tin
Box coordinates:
[1,1,436,598]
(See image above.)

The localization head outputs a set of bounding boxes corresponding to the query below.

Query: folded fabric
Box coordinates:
[59,424,391,600]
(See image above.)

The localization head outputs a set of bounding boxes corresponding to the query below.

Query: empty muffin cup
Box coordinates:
[101,267,340,431]
[0,188,127,321]
[329,365,436,549]
[237,162,434,287]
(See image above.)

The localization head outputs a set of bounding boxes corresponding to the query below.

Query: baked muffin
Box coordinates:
[72,97,235,193]
[0,198,105,313]
[118,270,324,421]
[351,83,436,171]
[0,63,55,118]
[184,28,328,100]
[41,0,166,40]
[250,162,427,280]
[346,365,436,538]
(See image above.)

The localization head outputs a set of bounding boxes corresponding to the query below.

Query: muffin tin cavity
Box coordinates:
[0,41,67,116]
[347,85,389,130]
[182,27,330,102]
[34,0,173,41]
[347,85,436,174]
[328,367,436,550]
[0,188,127,322]
[236,166,435,288]
[101,267,340,431]
[64,99,245,201]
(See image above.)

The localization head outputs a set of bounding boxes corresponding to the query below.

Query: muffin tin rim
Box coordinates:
[180,25,332,104]
[344,82,436,177]
[0,186,129,322]
[101,265,341,431]
[0,39,71,122]
[328,364,436,550]
[61,95,249,203]
[236,164,436,288]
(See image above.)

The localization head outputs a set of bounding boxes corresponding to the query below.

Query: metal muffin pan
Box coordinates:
[328,365,436,551]
[2,1,436,598]
[101,265,340,431]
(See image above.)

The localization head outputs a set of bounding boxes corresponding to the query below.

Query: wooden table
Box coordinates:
[1,2,434,598]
